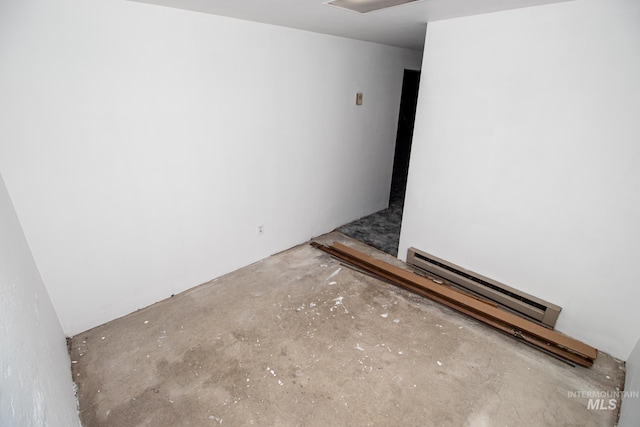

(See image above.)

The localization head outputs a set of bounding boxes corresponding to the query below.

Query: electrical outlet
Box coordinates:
[257,224,264,236]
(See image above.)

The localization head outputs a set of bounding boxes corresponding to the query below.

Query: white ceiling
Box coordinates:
[131,0,570,51]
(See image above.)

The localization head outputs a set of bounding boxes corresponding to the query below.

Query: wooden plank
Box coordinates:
[322,243,594,366]
[312,241,596,367]
[330,242,596,360]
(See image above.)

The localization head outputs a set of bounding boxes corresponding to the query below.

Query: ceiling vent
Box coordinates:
[326,0,422,14]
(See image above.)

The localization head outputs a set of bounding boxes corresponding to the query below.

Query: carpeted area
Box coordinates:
[337,199,403,257]
[337,170,407,257]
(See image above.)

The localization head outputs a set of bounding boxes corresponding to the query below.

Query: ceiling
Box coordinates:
[131,0,570,51]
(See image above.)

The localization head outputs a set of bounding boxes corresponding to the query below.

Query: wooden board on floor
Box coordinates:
[311,241,597,368]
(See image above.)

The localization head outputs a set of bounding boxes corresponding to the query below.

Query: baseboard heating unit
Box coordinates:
[406,247,561,329]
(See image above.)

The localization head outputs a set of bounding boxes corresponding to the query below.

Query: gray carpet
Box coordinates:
[337,172,405,258]
[336,200,403,256]
[337,156,408,257]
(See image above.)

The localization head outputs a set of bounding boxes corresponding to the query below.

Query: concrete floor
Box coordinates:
[70,232,625,427]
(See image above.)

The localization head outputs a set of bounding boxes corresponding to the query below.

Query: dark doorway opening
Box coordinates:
[337,69,421,256]
[390,69,421,206]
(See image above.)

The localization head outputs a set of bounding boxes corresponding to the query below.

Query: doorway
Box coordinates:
[337,69,421,256]
[390,69,421,206]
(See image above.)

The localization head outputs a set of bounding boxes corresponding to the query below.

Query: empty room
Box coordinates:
[1,0,639,426]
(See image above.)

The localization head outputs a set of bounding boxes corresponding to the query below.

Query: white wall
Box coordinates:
[0,173,82,427]
[399,0,640,359]
[0,0,421,336]
[619,337,640,427]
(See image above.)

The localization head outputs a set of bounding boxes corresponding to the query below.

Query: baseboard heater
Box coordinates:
[312,241,596,367]
[406,247,561,329]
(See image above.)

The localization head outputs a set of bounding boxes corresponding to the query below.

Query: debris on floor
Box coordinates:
[70,232,623,427]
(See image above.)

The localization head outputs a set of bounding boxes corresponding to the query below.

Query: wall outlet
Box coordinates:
[257,224,264,236]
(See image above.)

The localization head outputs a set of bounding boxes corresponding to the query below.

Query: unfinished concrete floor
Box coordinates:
[70,232,625,426]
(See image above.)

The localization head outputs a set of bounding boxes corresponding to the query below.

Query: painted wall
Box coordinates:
[0,173,82,427]
[618,337,640,426]
[0,0,421,336]
[399,0,640,359]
